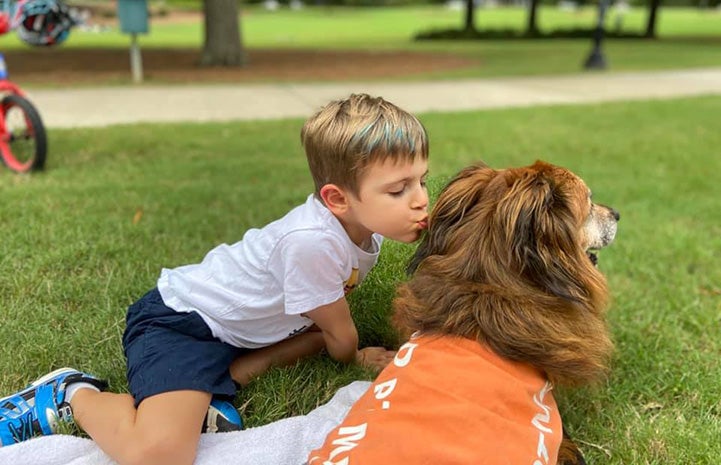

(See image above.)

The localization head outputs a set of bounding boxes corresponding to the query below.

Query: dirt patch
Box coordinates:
[4,47,476,86]
[2,7,475,86]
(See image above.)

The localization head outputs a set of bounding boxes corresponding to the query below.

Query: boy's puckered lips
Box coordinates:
[417,218,428,230]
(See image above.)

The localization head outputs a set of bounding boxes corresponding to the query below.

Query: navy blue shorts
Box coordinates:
[122,288,249,407]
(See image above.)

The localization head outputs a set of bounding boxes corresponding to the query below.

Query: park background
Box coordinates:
[1,1,720,463]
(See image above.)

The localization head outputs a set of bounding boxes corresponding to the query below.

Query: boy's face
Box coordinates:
[344,157,429,245]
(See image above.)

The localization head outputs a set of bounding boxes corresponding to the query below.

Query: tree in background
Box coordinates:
[463,0,477,32]
[526,0,540,36]
[645,0,661,37]
[201,0,245,66]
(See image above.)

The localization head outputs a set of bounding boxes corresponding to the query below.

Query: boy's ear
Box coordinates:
[319,184,350,215]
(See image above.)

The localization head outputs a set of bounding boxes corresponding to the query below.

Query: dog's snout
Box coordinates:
[599,204,620,222]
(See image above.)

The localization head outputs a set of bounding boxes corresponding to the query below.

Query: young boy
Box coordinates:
[0,93,430,465]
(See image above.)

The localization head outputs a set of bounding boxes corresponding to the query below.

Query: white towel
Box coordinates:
[0,381,370,465]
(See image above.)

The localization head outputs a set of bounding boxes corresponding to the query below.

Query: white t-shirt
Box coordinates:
[157,194,382,349]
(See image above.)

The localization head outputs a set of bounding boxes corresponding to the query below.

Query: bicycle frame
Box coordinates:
[0,79,24,97]
[0,3,49,172]
[0,49,26,98]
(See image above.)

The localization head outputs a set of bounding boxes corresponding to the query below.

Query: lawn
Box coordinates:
[2,5,721,79]
[0,95,719,463]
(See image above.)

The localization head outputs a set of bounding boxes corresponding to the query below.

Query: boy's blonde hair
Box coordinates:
[301,94,429,198]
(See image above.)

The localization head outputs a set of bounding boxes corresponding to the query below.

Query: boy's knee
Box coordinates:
[124,433,198,465]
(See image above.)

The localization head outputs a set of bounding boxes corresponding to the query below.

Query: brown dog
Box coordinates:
[309,161,619,465]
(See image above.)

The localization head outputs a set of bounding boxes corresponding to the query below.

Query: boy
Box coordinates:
[0,93,430,465]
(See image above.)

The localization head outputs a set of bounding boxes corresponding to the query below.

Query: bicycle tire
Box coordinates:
[0,93,48,173]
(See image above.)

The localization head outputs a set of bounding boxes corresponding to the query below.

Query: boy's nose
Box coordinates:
[414,186,429,210]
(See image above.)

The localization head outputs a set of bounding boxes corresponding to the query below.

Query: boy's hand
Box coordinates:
[355,347,396,371]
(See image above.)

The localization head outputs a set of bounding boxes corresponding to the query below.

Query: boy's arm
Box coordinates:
[305,298,396,369]
[229,331,326,386]
[231,297,360,387]
[304,298,359,364]
[229,298,395,386]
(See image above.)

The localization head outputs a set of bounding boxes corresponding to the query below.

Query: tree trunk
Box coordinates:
[200,0,245,66]
[464,0,476,32]
[526,0,540,37]
[644,0,661,38]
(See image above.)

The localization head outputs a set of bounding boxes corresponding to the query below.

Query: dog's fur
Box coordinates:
[393,160,619,463]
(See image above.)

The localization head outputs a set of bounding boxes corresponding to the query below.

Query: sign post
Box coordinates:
[117,0,149,83]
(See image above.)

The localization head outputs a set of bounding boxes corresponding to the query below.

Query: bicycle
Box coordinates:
[0,0,73,172]
[0,54,47,173]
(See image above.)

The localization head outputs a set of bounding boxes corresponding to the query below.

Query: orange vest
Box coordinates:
[309,334,562,465]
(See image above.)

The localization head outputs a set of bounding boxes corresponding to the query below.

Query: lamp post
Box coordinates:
[584,0,611,70]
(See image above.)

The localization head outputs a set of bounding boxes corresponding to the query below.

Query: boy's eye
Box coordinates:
[389,187,405,197]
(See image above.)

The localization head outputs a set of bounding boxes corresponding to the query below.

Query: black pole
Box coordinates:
[584,0,610,70]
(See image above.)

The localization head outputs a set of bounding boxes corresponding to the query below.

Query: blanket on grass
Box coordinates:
[0,381,370,465]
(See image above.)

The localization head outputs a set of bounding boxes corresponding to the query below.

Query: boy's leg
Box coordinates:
[230,331,325,386]
[71,389,210,465]
[122,288,244,437]
[0,368,211,465]
[0,368,107,446]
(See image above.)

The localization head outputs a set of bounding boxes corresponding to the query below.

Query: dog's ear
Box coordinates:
[558,432,588,465]
[406,232,432,275]
[407,163,492,274]
[498,164,589,303]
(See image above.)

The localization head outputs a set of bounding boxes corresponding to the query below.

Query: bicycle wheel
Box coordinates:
[0,94,47,173]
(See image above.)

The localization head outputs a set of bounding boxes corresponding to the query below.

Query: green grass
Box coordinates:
[3,6,721,80]
[1,95,720,462]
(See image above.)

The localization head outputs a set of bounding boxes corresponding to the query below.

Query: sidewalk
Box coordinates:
[27,67,721,128]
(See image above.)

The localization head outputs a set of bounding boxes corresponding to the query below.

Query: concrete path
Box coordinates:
[26,67,721,128]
